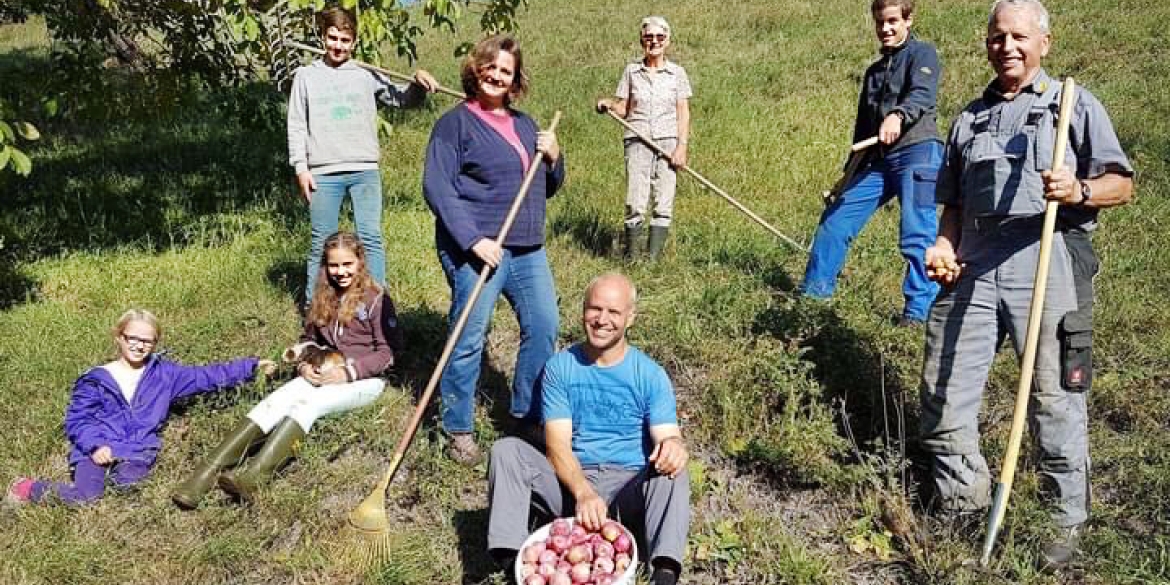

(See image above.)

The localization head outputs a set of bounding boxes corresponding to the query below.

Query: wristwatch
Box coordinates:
[1079,180,1093,205]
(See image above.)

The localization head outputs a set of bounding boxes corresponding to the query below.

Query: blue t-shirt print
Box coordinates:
[541,344,677,469]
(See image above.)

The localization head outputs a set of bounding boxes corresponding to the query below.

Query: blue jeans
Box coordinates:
[437,233,559,433]
[306,170,386,301]
[801,140,943,321]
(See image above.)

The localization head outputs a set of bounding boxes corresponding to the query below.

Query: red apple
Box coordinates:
[523,542,546,564]
[550,519,572,537]
[593,540,614,559]
[570,562,592,584]
[600,521,623,543]
[538,550,558,566]
[612,533,632,554]
[614,552,631,573]
[594,574,617,585]
[565,543,592,565]
[524,574,546,585]
[548,534,571,554]
[593,556,615,575]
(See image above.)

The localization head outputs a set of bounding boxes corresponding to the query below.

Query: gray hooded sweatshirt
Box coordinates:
[287,59,426,175]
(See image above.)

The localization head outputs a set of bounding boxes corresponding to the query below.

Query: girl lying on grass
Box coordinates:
[172,231,404,507]
[5,309,276,506]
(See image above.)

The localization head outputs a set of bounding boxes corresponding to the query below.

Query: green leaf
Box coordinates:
[0,145,10,170]
[10,148,31,176]
[16,122,40,141]
[43,97,60,117]
[0,121,13,142]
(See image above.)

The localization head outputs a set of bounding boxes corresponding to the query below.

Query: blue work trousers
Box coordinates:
[306,170,386,301]
[436,234,559,434]
[802,140,942,320]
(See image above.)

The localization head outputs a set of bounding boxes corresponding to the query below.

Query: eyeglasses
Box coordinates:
[121,334,157,348]
[641,33,668,43]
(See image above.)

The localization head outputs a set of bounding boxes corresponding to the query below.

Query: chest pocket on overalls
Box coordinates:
[962,115,1027,216]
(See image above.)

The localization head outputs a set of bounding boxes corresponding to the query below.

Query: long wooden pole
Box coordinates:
[980,78,1078,566]
[823,136,880,206]
[349,112,562,534]
[601,108,808,253]
[284,39,467,99]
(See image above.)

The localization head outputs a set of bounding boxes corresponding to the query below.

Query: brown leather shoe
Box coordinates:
[448,433,483,467]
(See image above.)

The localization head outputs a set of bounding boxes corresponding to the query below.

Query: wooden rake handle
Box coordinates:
[284,40,467,99]
[599,108,808,253]
[370,111,563,495]
[980,78,1078,566]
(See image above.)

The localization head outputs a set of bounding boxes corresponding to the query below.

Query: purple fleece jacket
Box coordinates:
[63,355,259,466]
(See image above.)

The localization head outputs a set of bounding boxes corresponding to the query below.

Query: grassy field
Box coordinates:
[2,0,1169,583]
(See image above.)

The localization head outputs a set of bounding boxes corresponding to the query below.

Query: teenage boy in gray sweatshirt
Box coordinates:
[288,6,438,302]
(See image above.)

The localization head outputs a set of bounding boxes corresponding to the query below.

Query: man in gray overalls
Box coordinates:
[917,0,1134,570]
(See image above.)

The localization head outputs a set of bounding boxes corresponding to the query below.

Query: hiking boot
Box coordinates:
[5,477,34,506]
[172,419,265,509]
[623,225,645,260]
[448,433,483,467]
[893,313,926,328]
[219,417,305,503]
[647,226,670,260]
[649,560,681,585]
[1038,523,1083,573]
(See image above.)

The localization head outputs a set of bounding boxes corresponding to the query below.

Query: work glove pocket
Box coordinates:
[1059,312,1093,392]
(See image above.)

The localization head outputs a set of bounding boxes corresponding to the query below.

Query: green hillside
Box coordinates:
[2,0,1168,583]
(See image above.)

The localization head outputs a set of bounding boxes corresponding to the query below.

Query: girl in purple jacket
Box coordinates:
[172,231,403,507]
[5,310,274,506]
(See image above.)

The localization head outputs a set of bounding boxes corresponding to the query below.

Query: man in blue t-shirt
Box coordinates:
[486,273,690,585]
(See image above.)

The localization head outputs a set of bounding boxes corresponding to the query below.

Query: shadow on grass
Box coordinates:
[0,260,38,309]
[452,508,498,583]
[752,300,917,470]
[549,198,620,258]
[0,49,301,306]
[389,304,515,439]
[266,258,307,308]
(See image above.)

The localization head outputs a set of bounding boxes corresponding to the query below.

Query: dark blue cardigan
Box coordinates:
[423,102,566,251]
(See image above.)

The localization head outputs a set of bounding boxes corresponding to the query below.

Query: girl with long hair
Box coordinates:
[171,232,404,507]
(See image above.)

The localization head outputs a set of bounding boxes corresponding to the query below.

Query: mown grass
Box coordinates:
[2,0,1169,583]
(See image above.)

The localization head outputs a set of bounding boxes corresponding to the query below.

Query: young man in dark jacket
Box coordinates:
[801,0,943,326]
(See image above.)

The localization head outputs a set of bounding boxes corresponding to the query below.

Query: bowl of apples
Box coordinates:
[514,517,638,585]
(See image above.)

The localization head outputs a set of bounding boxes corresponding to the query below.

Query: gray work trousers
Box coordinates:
[624,137,678,228]
[919,218,1088,527]
[486,437,690,567]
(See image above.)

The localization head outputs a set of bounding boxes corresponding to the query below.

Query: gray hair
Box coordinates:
[989,0,1050,33]
[640,15,671,38]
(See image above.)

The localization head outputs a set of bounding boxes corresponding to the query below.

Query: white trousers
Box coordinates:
[246,377,385,433]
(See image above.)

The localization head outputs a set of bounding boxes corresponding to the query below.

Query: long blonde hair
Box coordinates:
[308,232,380,328]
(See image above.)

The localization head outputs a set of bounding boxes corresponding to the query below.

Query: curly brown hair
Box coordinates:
[307,232,381,328]
[460,34,529,104]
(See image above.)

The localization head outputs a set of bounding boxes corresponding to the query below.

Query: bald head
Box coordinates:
[581,273,638,360]
[583,272,637,312]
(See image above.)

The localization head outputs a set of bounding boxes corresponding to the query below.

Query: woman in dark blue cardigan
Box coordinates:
[422,34,565,465]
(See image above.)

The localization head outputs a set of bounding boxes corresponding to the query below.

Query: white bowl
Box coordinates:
[513,517,639,585]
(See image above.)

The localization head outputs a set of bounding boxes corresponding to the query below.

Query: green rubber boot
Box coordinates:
[648,226,670,260]
[624,224,645,260]
[171,419,265,509]
[218,417,305,503]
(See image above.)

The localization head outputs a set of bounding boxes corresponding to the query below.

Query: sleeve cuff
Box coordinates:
[294,162,310,175]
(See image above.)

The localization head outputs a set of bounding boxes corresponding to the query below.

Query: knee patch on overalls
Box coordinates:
[1059,312,1093,392]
